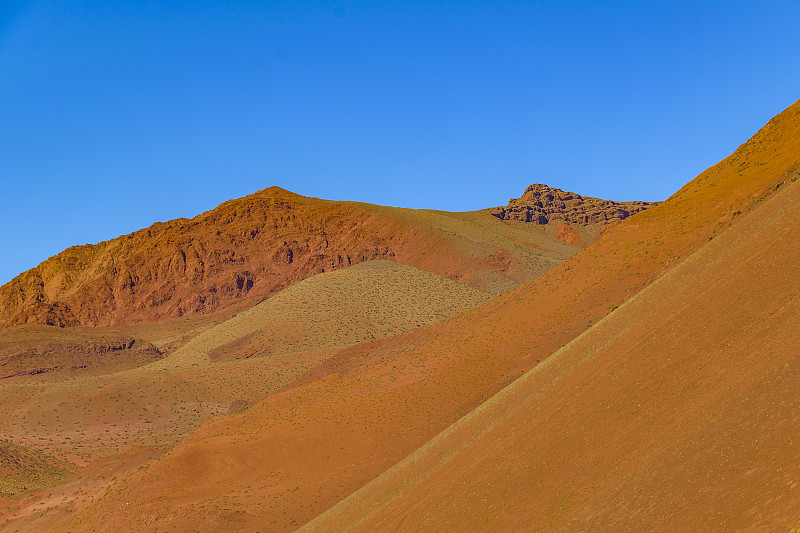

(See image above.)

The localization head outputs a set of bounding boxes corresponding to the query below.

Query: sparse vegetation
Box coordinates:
[0,440,73,495]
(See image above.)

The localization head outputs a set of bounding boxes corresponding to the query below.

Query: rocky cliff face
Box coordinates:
[0,188,459,327]
[490,184,656,225]
[3,187,561,328]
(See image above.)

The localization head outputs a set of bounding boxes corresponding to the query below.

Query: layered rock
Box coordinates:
[490,183,656,225]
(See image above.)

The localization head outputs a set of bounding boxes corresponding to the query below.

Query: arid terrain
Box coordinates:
[0,185,601,328]
[0,98,799,532]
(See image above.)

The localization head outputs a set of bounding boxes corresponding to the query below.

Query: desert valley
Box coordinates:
[0,97,799,531]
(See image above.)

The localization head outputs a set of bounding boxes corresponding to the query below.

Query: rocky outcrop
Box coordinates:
[490,184,656,225]
[0,332,162,379]
[0,188,447,327]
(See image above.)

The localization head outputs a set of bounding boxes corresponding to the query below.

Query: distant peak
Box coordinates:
[490,183,656,226]
[253,186,303,198]
[524,183,568,193]
[520,183,582,201]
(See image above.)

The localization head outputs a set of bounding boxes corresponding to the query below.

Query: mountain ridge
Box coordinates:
[304,150,800,533]
[0,184,651,328]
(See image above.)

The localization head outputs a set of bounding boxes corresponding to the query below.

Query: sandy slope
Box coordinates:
[0,440,73,496]
[53,101,800,532]
[305,150,800,532]
[0,261,489,459]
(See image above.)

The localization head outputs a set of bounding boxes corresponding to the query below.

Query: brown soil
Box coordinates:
[0,326,161,381]
[0,440,73,496]
[0,445,160,531]
[0,259,492,520]
[554,222,588,247]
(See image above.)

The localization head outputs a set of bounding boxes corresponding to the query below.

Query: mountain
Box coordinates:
[0,185,639,329]
[489,182,655,226]
[47,101,800,532]
[306,129,800,532]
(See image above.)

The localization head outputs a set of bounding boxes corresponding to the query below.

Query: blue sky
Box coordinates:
[1,1,799,285]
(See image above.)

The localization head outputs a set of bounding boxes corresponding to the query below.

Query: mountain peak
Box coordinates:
[489,183,657,225]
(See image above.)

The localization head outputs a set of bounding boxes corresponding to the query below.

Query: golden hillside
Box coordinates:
[0,259,491,529]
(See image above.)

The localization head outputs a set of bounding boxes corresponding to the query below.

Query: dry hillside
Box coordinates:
[48,101,800,531]
[202,260,492,364]
[149,259,492,369]
[0,260,494,528]
[0,440,73,496]
[0,326,162,381]
[0,185,620,328]
[306,142,800,532]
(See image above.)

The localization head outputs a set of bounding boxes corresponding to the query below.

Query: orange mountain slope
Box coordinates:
[0,261,490,475]
[0,184,618,329]
[307,147,800,532]
[54,101,800,532]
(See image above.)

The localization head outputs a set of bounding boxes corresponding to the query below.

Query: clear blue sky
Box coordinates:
[1,1,799,285]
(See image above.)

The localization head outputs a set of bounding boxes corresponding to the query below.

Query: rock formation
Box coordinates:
[490,183,656,225]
